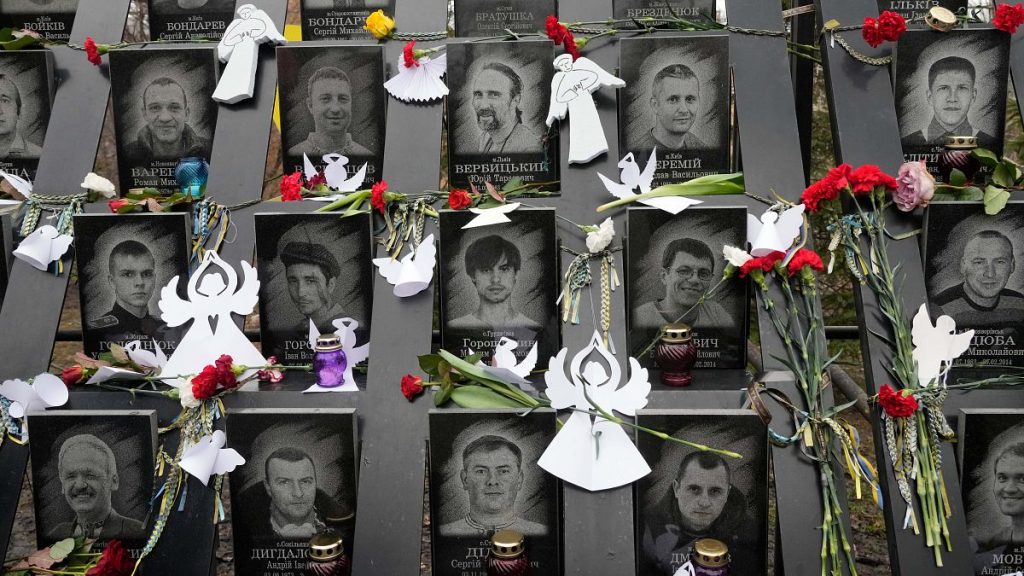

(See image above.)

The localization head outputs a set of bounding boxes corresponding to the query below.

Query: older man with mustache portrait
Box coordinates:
[471,62,540,154]
[47,434,146,541]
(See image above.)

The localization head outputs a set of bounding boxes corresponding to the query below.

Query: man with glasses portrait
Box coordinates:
[631,238,735,329]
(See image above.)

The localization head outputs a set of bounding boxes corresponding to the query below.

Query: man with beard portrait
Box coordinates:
[471,62,539,154]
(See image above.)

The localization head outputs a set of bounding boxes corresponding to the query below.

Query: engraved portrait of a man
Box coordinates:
[636,64,704,151]
[87,239,169,345]
[0,75,41,159]
[933,230,1024,327]
[47,434,146,541]
[904,56,994,146]
[439,435,547,537]
[125,76,210,162]
[287,66,371,158]
[449,235,542,331]
[280,240,345,334]
[471,62,539,154]
[631,237,735,330]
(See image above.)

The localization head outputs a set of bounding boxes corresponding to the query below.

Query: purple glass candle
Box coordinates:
[938,135,981,185]
[690,538,730,576]
[307,530,349,576]
[487,530,529,576]
[314,335,347,388]
[654,323,698,387]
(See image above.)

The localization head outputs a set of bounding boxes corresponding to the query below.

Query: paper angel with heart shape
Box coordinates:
[545,54,626,164]
[538,331,652,491]
[157,251,266,387]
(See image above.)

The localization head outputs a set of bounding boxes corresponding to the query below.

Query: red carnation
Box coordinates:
[848,164,898,195]
[994,3,1024,34]
[877,383,919,418]
[306,171,326,189]
[371,180,389,214]
[61,365,84,387]
[448,188,473,210]
[191,365,219,401]
[402,40,419,68]
[786,248,824,275]
[877,11,907,42]
[280,171,303,201]
[862,17,884,48]
[738,251,786,278]
[215,354,237,389]
[107,199,130,213]
[87,540,134,576]
[801,163,851,212]
[401,374,424,401]
[84,37,102,66]
[545,15,579,60]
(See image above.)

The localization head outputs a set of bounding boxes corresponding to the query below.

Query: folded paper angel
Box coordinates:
[538,331,652,491]
[179,430,245,486]
[212,4,286,104]
[304,153,368,201]
[598,149,702,214]
[158,251,266,388]
[473,337,537,391]
[0,373,68,419]
[747,204,805,256]
[373,233,436,297]
[462,202,520,229]
[13,225,72,271]
[384,52,448,102]
[306,317,369,393]
[911,304,974,388]
[546,54,625,164]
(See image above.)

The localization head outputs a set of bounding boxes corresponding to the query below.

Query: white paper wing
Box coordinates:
[0,170,31,198]
[673,561,697,576]
[608,358,651,416]
[372,255,404,284]
[598,172,635,200]
[543,348,584,409]
[638,148,657,191]
[303,154,318,180]
[158,276,192,327]
[385,54,449,102]
[513,341,538,378]
[463,203,520,229]
[775,204,806,248]
[229,261,260,316]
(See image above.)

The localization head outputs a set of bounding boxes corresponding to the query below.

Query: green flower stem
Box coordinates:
[595,178,743,212]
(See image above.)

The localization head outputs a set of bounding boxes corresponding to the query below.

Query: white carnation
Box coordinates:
[723,245,752,267]
[586,217,615,253]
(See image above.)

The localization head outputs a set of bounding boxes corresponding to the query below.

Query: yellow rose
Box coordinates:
[364,9,396,39]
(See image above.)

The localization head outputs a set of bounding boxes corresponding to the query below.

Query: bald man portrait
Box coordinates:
[47,434,146,541]
[933,229,1024,329]
[125,76,209,162]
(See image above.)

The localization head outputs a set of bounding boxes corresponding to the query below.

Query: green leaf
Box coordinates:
[959,186,984,201]
[501,177,524,191]
[48,539,75,562]
[984,185,1011,215]
[0,35,40,51]
[947,168,966,188]
[450,386,524,408]
[994,162,1014,188]
[433,382,453,407]
[464,352,483,365]
[437,359,452,381]
[972,147,999,168]
[418,354,442,377]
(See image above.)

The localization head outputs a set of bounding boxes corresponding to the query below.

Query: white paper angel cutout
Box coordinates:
[545,55,625,164]
[302,154,369,202]
[305,317,369,393]
[179,430,245,486]
[384,52,449,102]
[372,233,436,297]
[911,304,974,388]
[212,4,286,104]
[0,170,31,200]
[472,337,537,390]
[598,149,702,214]
[157,251,266,390]
[747,204,805,256]
[0,373,68,419]
[462,202,520,229]
[14,225,72,271]
[123,339,168,370]
[537,331,652,491]
[673,561,697,576]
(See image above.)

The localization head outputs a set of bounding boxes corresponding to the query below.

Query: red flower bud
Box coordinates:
[448,188,473,210]
[786,248,824,275]
[61,365,84,387]
[371,180,389,214]
[738,251,786,278]
[401,374,424,401]
[84,37,102,66]
[280,171,303,201]
[994,3,1024,34]
[86,540,134,576]
[108,199,130,213]
[191,365,219,401]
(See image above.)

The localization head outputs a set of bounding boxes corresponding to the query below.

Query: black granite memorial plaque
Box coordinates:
[0,0,78,41]
[148,0,237,41]
[0,50,52,182]
[453,0,553,37]
[299,0,396,40]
